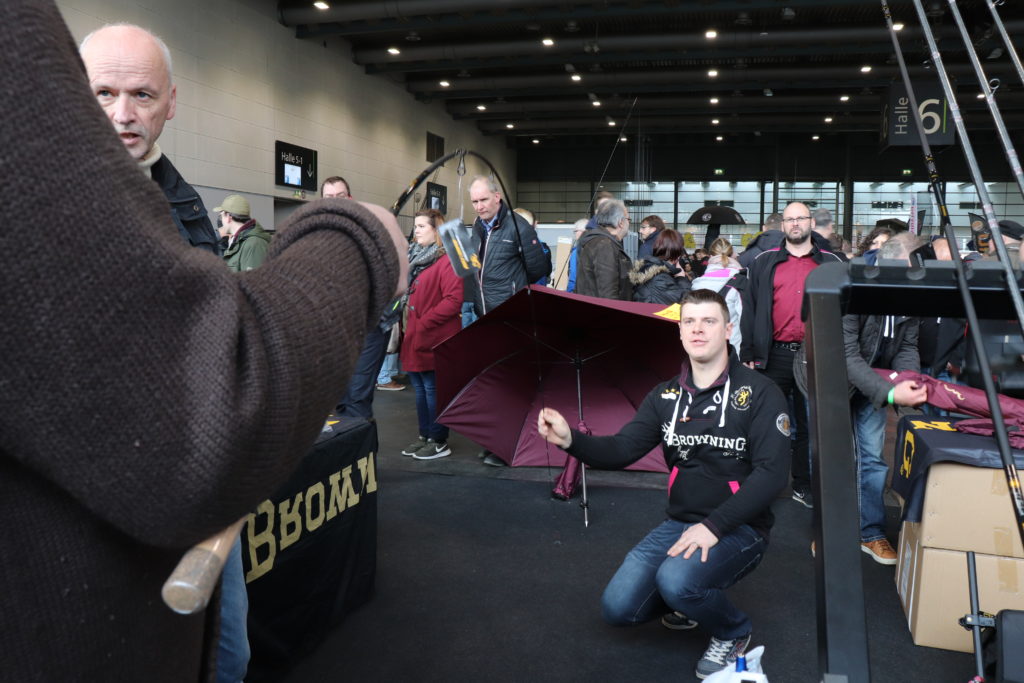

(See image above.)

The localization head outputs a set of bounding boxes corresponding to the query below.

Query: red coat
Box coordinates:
[401,255,463,371]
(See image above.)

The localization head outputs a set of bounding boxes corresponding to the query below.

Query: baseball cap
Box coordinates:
[213,194,250,217]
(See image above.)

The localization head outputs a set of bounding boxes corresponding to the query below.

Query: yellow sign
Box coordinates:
[654,303,681,322]
[683,232,696,249]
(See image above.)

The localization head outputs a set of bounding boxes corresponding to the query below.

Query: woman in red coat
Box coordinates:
[400,209,464,460]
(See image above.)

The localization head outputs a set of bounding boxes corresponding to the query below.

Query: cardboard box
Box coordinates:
[550,237,573,290]
[919,462,1024,559]
[897,521,1024,652]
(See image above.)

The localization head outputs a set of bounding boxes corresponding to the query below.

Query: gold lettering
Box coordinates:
[357,453,378,494]
[909,419,957,432]
[305,482,326,532]
[900,431,915,479]
[244,500,276,583]
[278,492,303,550]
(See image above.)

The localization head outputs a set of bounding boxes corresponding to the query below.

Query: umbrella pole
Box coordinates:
[576,350,590,527]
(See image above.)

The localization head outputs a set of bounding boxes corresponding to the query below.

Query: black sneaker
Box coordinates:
[791,488,813,509]
[482,453,506,467]
[412,439,451,460]
[401,436,426,456]
[660,611,698,630]
[695,633,751,680]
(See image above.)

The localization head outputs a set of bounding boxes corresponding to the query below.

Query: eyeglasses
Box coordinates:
[782,216,812,224]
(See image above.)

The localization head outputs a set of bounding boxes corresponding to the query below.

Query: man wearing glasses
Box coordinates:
[741,202,844,509]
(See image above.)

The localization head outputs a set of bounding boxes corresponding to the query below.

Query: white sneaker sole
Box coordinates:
[861,544,897,565]
[413,450,451,460]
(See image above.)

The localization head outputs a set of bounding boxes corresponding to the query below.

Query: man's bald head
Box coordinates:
[80,25,176,160]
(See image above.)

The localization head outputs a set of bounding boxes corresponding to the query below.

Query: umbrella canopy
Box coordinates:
[435,286,683,470]
[685,205,746,226]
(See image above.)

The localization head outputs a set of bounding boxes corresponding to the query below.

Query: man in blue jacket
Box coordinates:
[538,289,789,680]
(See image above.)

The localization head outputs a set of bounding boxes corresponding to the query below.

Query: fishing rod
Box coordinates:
[909,0,1024,327]
[944,0,1024,208]
[985,0,1024,87]
[904,0,1024,565]
[880,0,951,227]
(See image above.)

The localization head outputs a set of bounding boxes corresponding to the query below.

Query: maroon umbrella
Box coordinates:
[435,286,682,485]
[872,369,1024,422]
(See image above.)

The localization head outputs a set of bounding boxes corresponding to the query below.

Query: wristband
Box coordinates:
[887,387,896,405]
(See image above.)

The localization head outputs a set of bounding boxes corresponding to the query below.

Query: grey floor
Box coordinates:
[276,382,974,682]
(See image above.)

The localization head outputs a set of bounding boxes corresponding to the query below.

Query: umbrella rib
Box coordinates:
[500,321,574,361]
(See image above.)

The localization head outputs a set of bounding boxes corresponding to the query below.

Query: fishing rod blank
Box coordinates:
[880,0,952,227]
[944,0,1024,203]
[910,0,1024,329]
[985,0,1024,87]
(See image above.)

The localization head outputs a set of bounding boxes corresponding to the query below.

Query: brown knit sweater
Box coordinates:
[0,2,398,681]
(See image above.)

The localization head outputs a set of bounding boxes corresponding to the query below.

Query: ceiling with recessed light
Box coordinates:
[276,0,1024,180]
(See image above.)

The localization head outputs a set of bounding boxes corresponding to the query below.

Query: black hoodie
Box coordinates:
[566,354,790,539]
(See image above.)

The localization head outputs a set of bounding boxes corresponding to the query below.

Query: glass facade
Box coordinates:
[517,179,1023,252]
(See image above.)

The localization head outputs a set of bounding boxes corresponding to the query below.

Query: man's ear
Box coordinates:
[166,84,177,121]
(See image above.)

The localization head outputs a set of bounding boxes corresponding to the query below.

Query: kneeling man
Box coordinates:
[538,288,790,679]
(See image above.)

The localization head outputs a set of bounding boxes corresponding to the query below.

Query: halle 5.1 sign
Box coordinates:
[275,141,318,192]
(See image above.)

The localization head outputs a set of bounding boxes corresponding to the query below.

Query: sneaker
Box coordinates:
[482,453,506,467]
[791,488,813,509]
[861,539,897,565]
[695,633,751,680]
[660,611,699,630]
[376,381,405,391]
[413,439,451,460]
[401,436,426,456]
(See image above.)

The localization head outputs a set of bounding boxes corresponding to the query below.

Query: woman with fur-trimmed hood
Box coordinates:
[629,228,692,305]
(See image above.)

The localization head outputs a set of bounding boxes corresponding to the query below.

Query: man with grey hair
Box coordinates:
[877,231,923,261]
[575,199,634,300]
[468,175,551,315]
[81,24,219,254]
[812,208,835,240]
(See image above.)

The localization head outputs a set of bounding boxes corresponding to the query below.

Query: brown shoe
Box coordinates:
[376,381,406,391]
[861,539,897,565]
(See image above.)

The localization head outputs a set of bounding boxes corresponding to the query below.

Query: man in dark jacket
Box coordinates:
[538,289,789,679]
[740,202,845,508]
[469,176,551,315]
[81,24,219,255]
[844,233,928,564]
[575,199,634,301]
[5,6,408,682]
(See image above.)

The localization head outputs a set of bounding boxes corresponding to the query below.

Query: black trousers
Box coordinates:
[760,345,810,492]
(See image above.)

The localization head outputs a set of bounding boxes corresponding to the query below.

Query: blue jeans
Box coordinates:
[600,519,766,640]
[336,326,389,419]
[216,538,249,683]
[852,396,888,543]
[409,370,448,442]
[461,301,477,328]
[377,352,400,385]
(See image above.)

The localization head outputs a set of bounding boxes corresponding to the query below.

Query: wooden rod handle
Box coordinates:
[161,518,246,615]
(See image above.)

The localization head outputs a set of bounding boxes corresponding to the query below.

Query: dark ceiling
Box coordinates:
[275,1,1024,182]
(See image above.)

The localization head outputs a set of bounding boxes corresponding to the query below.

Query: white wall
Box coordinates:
[57,0,515,228]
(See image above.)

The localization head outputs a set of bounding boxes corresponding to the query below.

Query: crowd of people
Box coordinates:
[7,6,1024,680]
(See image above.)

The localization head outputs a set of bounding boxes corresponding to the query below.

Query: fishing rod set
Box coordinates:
[809,3,1024,681]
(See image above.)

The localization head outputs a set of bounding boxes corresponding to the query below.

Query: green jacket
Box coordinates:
[224,220,272,272]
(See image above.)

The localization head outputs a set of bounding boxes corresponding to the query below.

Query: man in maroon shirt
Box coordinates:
[740,202,844,507]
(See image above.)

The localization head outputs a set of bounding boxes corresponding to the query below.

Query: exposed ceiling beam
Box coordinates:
[408,63,1002,100]
[287,0,882,40]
